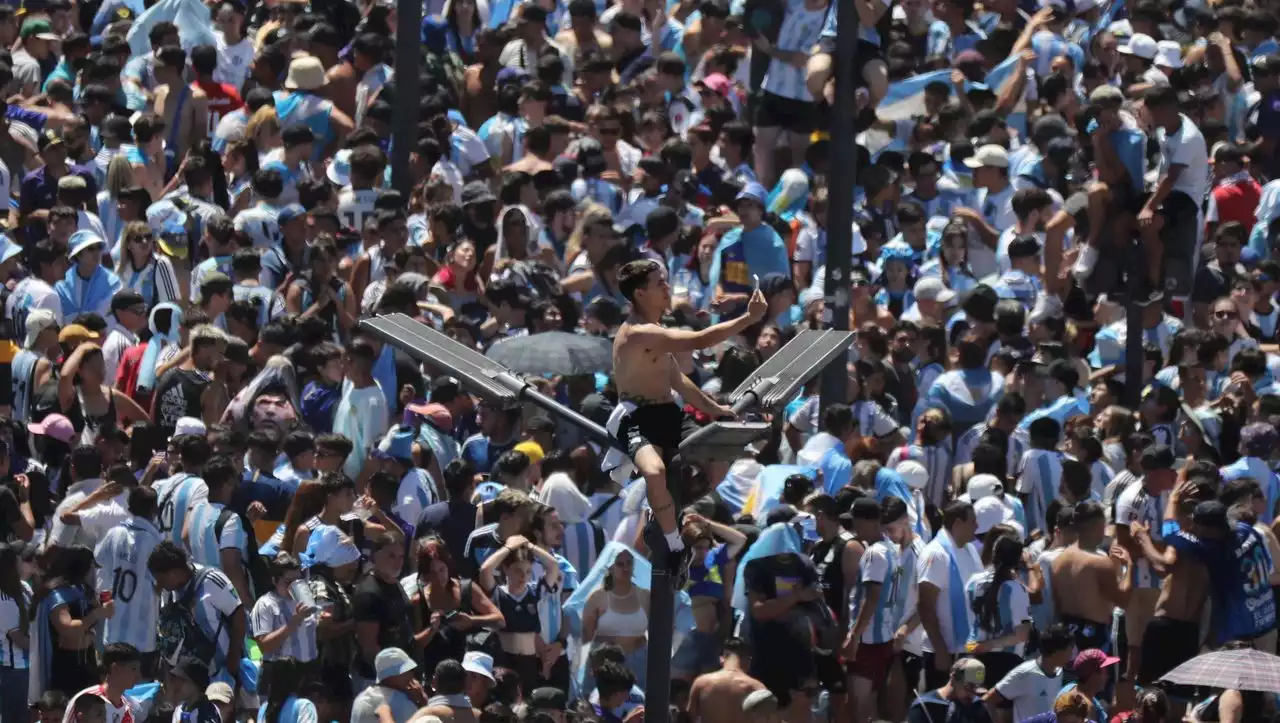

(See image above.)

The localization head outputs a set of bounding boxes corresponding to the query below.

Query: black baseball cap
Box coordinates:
[529,687,567,710]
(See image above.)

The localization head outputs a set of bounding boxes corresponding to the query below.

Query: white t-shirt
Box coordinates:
[235,203,283,249]
[850,538,898,644]
[994,658,1063,722]
[450,125,492,178]
[1157,114,1209,203]
[94,516,163,652]
[46,479,106,550]
[8,277,62,326]
[918,528,983,653]
[337,187,379,233]
[1114,480,1168,589]
[214,32,255,91]
[897,536,929,655]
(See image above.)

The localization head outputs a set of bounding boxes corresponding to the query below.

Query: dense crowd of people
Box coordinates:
[5,0,1280,721]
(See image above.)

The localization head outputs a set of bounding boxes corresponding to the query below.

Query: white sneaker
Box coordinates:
[1072,244,1099,281]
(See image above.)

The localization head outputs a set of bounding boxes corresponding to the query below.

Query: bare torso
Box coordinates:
[1051,546,1115,624]
[613,321,676,404]
[690,668,767,723]
[1154,556,1208,621]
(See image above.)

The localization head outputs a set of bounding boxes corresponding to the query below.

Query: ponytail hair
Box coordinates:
[976,534,1023,634]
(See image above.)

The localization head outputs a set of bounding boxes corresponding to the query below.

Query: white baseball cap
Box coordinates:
[963,144,1010,170]
[1119,33,1158,60]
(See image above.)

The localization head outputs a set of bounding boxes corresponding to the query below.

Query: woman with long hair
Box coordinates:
[115,221,182,308]
[965,533,1033,685]
[441,0,486,64]
[582,548,649,689]
[479,535,562,696]
[285,238,356,343]
[262,479,327,557]
[0,542,32,723]
[30,546,111,699]
[290,474,357,556]
[225,139,260,213]
[671,233,717,315]
[98,156,134,261]
[245,106,283,167]
[409,537,505,676]
[57,343,150,445]
[432,239,485,322]
[920,219,979,293]
[255,657,317,723]
[221,356,302,434]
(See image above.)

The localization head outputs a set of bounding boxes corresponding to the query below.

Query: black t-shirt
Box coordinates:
[1192,260,1245,304]
[743,553,820,672]
[416,500,477,557]
[352,572,414,678]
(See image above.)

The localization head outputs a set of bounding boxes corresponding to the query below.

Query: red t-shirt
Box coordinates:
[194,79,244,138]
[115,342,148,405]
[433,265,480,293]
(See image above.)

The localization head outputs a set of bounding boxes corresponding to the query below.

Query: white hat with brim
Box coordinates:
[284,56,328,91]
[1119,33,1158,60]
[375,648,418,683]
[68,231,105,258]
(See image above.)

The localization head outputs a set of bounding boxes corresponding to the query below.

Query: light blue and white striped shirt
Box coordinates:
[1015,448,1062,537]
[152,472,208,548]
[187,501,249,570]
[560,521,602,583]
[849,536,900,644]
[93,516,163,652]
[250,590,318,662]
[761,0,830,101]
[965,569,1031,656]
[534,554,579,645]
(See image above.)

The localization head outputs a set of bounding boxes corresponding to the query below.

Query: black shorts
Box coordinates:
[1139,617,1201,686]
[1149,189,1200,297]
[1061,614,1111,654]
[754,92,818,133]
[976,651,1023,690]
[616,402,699,462]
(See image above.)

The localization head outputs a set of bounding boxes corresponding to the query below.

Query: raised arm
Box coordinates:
[629,290,767,354]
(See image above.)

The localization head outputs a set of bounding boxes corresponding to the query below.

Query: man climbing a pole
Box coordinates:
[611,258,768,576]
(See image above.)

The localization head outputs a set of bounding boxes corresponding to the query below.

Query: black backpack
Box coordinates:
[157,568,224,672]
[215,508,273,599]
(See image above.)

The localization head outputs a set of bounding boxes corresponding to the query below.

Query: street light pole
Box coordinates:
[820,0,857,411]
[391,0,421,191]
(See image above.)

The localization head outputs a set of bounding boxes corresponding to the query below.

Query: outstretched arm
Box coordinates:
[627,289,767,354]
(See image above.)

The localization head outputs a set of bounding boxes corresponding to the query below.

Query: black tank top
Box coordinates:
[810,531,855,627]
[153,368,211,435]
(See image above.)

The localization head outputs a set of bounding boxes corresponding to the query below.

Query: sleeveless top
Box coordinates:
[66,385,116,445]
[273,91,334,163]
[164,86,191,180]
[596,589,648,637]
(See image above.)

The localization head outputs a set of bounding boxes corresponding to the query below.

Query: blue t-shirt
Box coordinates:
[1166,520,1277,644]
[300,381,341,434]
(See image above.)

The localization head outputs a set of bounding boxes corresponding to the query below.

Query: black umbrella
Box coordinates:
[486,331,613,376]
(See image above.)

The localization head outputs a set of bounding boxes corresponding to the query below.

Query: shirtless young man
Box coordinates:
[1050,501,1133,654]
[1130,479,1216,689]
[687,637,768,723]
[613,258,767,572]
